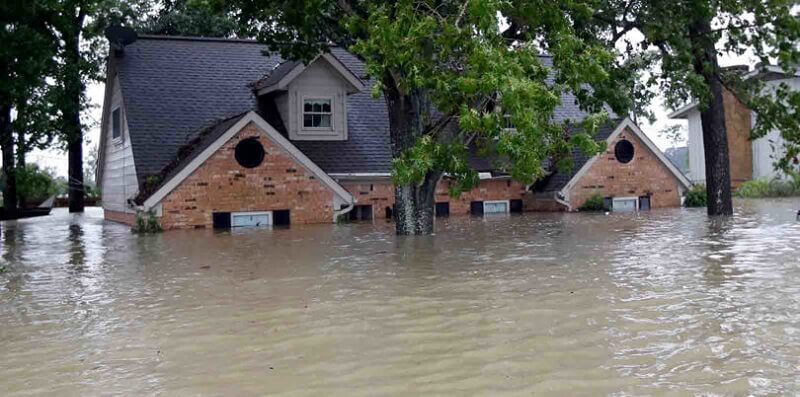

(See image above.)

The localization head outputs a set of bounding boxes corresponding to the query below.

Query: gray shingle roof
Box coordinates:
[533,120,620,192]
[115,35,609,189]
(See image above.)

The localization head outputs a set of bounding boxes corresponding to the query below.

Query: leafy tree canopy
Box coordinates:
[232,0,635,194]
[593,0,800,172]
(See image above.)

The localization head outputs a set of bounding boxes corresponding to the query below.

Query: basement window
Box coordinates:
[435,202,450,217]
[615,139,635,164]
[235,138,265,168]
[612,197,638,213]
[111,108,122,140]
[231,211,272,228]
[349,205,373,221]
[303,98,332,128]
[483,200,510,215]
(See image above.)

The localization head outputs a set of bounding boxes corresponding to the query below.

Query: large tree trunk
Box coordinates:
[690,16,734,216]
[1,105,19,219]
[63,12,86,213]
[384,79,440,235]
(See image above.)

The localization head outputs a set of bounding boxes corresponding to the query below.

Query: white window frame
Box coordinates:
[502,114,517,132]
[611,196,639,212]
[301,96,334,131]
[231,211,273,228]
[483,200,511,214]
[111,107,123,144]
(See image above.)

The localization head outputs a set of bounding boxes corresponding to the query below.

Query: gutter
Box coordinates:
[333,199,355,222]
[554,190,571,211]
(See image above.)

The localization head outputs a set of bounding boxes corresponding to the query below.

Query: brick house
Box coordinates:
[96,34,690,229]
[669,65,800,187]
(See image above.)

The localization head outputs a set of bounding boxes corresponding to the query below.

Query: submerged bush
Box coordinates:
[132,210,163,234]
[578,193,606,212]
[685,184,707,207]
[736,177,800,198]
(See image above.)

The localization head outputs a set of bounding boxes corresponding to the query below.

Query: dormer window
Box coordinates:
[303,98,332,129]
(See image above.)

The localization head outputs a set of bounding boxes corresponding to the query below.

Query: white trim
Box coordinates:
[257,53,365,95]
[142,111,355,209]
[559,118,692,206]
[483,200,511,214]
[667,101,699,119]
[231,211,273,227]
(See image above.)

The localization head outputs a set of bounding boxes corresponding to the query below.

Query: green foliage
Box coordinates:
[735,177,800,198]
[232,0,634,195]
[0,164,57,206]
[685,184,707,208]
[132,210,163,234]
[578,193,606,212]
[593,0,800,174]
[137,0,244,37]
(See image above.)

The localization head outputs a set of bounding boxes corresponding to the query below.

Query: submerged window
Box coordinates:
[435,202,450,217]
[112,108,121,140]
[349,205,373,221]
[615,139,635,164]
[303,98,332,128]
[639,196,651,211]
[483,200,510,214]
[235,138,265,168]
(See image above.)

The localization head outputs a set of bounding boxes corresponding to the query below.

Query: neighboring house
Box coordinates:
[665,146,690,176]
[669,65,799,186]
[97,35,690,229]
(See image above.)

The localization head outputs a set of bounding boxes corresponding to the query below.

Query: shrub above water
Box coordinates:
[685,184,707,207]
[578,193,606,212]
[736,177,800,198]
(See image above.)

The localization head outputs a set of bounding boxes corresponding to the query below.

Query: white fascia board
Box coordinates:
[143,111,354,209]
[667,101,699,119]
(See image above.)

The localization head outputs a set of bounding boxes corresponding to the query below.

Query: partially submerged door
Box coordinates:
[612,198,637,213]
[231,211,272,227]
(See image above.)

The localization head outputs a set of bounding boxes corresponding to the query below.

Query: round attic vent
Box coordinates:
[235,138,265,168]
[615,139,635,164]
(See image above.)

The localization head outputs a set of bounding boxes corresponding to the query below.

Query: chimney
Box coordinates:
[104,25,138,57]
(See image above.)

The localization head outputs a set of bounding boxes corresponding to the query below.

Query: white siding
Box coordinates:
[101,76,138,213]
[284,60,349,141]
[751,77,798,180]
[686,110,706,184]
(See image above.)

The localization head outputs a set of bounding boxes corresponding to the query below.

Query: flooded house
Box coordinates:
[669,64,800,186]
[96,34,690,229]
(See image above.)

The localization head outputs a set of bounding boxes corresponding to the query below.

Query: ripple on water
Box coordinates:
[1,200,800,396]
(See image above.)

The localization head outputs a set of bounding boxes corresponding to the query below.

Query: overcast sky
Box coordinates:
[28,48,758,178]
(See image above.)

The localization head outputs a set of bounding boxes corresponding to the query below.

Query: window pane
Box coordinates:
[322,102,331,112]
[303,114,313,127]
[319,115,331,127]
[304,102,312,112]
[484,202,508,214]
[112,109,121,138]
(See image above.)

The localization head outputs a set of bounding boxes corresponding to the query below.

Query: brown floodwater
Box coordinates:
[1,200,800,396]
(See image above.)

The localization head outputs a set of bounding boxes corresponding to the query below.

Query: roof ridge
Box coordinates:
[136,34,262,44]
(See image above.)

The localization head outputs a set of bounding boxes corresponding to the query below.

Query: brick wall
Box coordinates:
[568,127,683,209]
[723,88,753,187]
[341,178,530,219]
[159,122,335,229]
[104,209,137,226]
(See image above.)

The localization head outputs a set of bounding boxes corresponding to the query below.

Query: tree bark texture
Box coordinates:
[690,15,734,216]
[63,12,85,213]
[1,105,19,219]
[384,78,441,235]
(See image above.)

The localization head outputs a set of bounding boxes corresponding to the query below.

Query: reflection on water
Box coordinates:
[1,200,800,396]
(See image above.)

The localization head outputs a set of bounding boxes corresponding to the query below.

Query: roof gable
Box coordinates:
[560,118,692,196]
[254,53,365,95]
[142,111,354,209]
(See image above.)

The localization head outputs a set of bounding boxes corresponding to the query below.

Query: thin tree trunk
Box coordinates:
[690,15,733,216]
[63,11,85,213]
[384,78,439,235]
[1,105,18,219]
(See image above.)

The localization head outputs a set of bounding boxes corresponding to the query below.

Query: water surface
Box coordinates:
[2,200,800,396]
